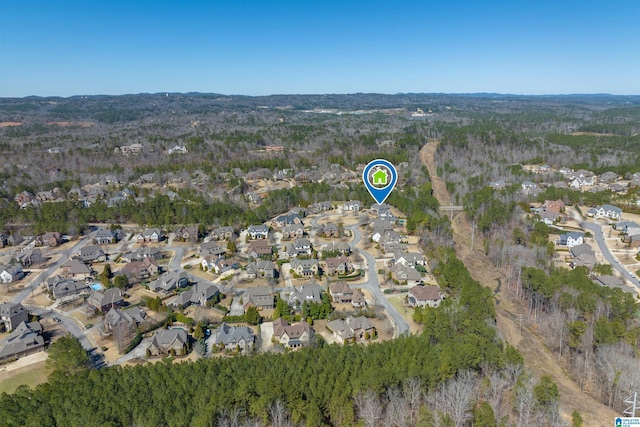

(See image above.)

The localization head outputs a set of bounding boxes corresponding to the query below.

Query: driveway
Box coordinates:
[259,322,274,353]
[110,337,153,365]
[229,294,245,316]
[581,221,640,295]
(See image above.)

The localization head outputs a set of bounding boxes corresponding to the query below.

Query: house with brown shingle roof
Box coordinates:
[407,285,443,308]
[272,318,314,348]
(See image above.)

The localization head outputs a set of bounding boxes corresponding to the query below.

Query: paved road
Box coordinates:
[26,306,94,351]
[580,221,640,293]
[309,211,410,337]
[346,224,410,336]
[10,231,98,305]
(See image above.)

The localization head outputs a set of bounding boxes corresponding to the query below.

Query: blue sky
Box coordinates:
[1,1,639,97]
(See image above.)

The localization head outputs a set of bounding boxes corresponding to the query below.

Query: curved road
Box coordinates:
[346,224,410,336]
[309,211,409,336]
[580,221,640,292]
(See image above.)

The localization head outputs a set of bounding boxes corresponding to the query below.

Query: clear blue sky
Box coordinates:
[1,0,639,97]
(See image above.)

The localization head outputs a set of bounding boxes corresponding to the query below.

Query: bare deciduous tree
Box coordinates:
[268,399,291,427]
[355,389,382,427]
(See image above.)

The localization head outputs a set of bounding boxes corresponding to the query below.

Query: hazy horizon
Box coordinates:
[2,1,639,97]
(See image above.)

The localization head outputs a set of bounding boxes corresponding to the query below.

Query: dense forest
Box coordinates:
[1,249,549,427]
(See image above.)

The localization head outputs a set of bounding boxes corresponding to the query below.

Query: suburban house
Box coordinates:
[104,306,146,334]
[61,259,93,280]
[319,223,340,238]
[324,254,353,276]
[175,225,199,243]
[169,282,220,309]
[407,285,444,308]
[212,323,255,353]
[329,281,354,304]
[391,264,423,286]
[342,200,362,211]
[542,199,565,213]
[292,238,312,256]
[37,231,61,247]
[1,263,24,284]
[202,256,239,275]
[288,282,323,308]
[272,318,314,348]
[371,203,391,215]
[75,245,106,264]
[595,275,625,289]
[46,275,89,300]
[538,210,560,226]
[273,213,303,228]
[614,221,640,236]
[393,251,426,268]
[246,260,277,279]
[587,204,623,221]
[247,225,269,240]
[351,289,366,307]
[327,316,375,343]
[0,302,29,331]
[87,288,124,313]
[210,226,235,241]
[122,246,162,262]
[149,271,189,293]
[137,228,162,243]
[18,249,42,267]
[147,328,189,356]
[243,286,275,311]
[557,232,585,248]
[247,239,272,259]
[290,258,319,277]
[0,321,45,361]
[199,241,227,257]
[321,242,351,256]
[118,258,159,284]
[282,224,305,239]
[599,171,620,183]
[569,244,597,269]
[308,201,332,213]
[94,228,117,245]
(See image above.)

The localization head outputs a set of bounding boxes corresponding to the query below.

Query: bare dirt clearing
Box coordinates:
[420,141,617,425]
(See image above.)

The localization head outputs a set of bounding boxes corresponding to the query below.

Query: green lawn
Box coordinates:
[0,362,50,395]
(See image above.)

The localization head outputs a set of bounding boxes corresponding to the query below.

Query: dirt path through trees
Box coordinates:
[420,140,617,425]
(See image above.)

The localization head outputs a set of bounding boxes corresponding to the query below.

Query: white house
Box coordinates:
[557,232,584,248]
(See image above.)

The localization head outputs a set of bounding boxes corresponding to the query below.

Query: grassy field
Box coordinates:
[386,295,422,335]
[0,361,50,395]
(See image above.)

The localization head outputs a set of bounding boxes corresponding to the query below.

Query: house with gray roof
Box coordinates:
[175,225,199,243]
[0,321,44,361]
[587,204,623,221]
[149,271,189,293]
[288,282,323,308]
[210,226,235,241]
[246,260,277,279]
[243,286,275,311]
[1,263,24,284]
[87,288,124,313]
[273,213,303,228]
[47,275,89,300]
[61,258,93,280]
[391,264,422,286]
[199,241,226,257]
[212,323,255,353]
[282,224,305,239]
[137,228,162,243]
[94,228,117,245]
[327,316,375,343]
[169,282,220,309]
[76,245,106,263]
[147,328,189,356]
[342,200,362,211]
[557,231,585,248]
[0,302,29,332]
[247,225,269,239]
[290,258,319,277]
